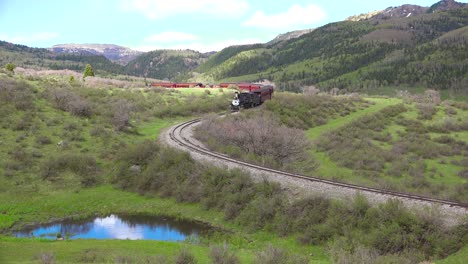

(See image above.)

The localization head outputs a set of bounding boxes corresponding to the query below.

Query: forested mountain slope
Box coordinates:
[192,3,467,93]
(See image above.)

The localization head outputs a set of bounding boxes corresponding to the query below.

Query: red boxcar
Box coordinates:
[173,83,205,88]
[252,85,274,103]
[151,82,176,88]
[219,82,263,92]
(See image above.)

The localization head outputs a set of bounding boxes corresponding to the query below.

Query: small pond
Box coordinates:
[14,214,212,241]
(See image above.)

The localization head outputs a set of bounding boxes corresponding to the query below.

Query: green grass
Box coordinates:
[436,245,468,264]
[170,87,226,96]
[0,186,329,263]
[138,117,187,139]
[306,97,402,141]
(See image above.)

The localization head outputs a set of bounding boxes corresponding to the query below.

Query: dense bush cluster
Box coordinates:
[41,153,99,187]
[0,78,36,111]
[48,88,92,117]
[195,112,313,169]
[113,141,467,263]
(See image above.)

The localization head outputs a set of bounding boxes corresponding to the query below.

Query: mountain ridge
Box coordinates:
[51,43,142,65]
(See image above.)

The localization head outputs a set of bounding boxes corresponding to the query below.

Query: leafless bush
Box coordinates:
[36,135,52,145]
[0,78,35,111]
[209,243,240,264]
[424,89,441,105]
[303,85,320,95]
[198,113,311,167]
[67,97,92,117]
[254,245,285,264]
[397,89,441,105]
[330,87,340,96]
[111,99,134,131]
[416,103,437,120]
[35,252,55,264]
[329,242,378,264]
[48,88,92,117]
[175,248,197,264]
[84,76,144,89]
[254,245,307,264]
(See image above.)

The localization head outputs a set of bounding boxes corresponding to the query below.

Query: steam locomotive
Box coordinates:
[230,85,274,111]
[150,81,274,111]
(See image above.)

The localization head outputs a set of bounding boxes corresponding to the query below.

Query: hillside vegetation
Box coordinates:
[191,8,468,96]
[0,69,467,263]
[124,49,210,81]
[0,41,125,76]
[195,92,468,203]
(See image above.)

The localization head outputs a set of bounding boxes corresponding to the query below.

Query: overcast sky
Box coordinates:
[1,0,465,52]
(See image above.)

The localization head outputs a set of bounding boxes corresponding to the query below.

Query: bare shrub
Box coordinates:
[0,78,35,111]
[41,153,99,186]
[329,241,378,264]
[209,243,240,264]
[303,85,320,95]
[67,97,92,117]
[48,88,92,117]
[35,252,55,264]
[254,245,285,264]
[424,89,441,105]
[84,76,144,89]
[330,87,340,96]
[459,170,468,179]
[197,112,311,167]
[416,103,437,120]
[175,248,197,264]
[36,135,52,145]
[111,99,134,131]
[254,245,307,264]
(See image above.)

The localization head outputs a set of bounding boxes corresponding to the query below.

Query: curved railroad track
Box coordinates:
[164,118,467,225]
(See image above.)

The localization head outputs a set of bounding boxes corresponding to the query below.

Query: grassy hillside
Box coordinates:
[195,44,264,73]
[194,92,468,203]
[1,70,467,263]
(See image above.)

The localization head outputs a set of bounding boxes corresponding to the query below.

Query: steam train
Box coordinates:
[230,85,274,111]
[150,82,274,111]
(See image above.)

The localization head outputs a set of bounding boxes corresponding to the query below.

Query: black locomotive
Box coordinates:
[230,85,274,111]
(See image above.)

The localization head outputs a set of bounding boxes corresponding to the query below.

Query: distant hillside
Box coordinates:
[51,44,142,65]
[195,44,264,74]
[266,29,315,46]
[0,41,124,75]
[124,49,209,81]
[191,0,468,93]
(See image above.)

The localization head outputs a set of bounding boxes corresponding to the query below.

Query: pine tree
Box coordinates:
[83,64,95,80]
[4,63,15,73]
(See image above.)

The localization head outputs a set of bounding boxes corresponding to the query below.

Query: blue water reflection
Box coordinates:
[14,214,210,241]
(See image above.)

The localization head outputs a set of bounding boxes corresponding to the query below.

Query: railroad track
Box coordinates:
[168,119,468,210]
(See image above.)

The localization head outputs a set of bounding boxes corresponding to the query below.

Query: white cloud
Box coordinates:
[145,32,199,43]
[133,38,262,53]
[0,32,59,44]
[94,215,144,240]
[121,0,249,19]
[243,4,326,30]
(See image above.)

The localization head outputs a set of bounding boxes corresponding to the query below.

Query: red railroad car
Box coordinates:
[174,83,205,88]
[219,82,262,92]
[151,82,176,88]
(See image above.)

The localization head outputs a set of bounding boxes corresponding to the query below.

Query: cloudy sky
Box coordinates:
[0,0,464,52]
